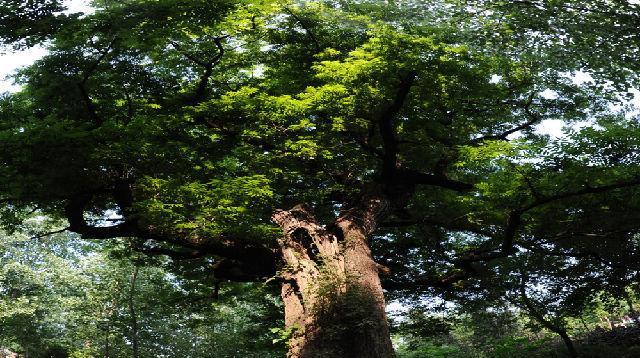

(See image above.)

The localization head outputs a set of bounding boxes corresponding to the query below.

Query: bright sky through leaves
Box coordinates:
[0,0,93,92]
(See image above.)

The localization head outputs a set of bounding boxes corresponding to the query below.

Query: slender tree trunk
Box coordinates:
[579,317,589,331]
[129,266,140,358]
[103,300,117,358]
[273,203,394,358]
[105,318,110,358]
[519,283,577,358]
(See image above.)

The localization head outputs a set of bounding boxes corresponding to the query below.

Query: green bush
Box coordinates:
[396,341,467,358]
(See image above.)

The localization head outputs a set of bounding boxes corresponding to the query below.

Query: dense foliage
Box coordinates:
[0,221,284,357]
[3,220,640,357]
[2,0,640,356]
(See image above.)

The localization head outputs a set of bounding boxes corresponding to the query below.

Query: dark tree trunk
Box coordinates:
[273,203,395,358]
[104,318,110,358]
[104,303,115,358]
[579,317,589,331]
[519,283,577,358]
[558,331,578,358]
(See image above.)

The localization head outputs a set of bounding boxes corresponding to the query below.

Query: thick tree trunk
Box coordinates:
[340,226,394,357]
[273,203,394,358]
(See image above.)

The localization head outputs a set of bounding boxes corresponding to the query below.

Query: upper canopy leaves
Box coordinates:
[1,0,640,308]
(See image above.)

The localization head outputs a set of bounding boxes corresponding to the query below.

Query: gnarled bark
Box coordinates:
[337,195,394,358]
[273,202,394,358]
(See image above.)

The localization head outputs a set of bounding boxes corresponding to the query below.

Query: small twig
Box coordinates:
[30,227,70,240]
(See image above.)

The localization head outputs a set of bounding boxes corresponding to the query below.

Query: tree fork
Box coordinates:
[273,204,395,358]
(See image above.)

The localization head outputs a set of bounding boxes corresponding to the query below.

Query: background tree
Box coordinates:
[0,219,284,357]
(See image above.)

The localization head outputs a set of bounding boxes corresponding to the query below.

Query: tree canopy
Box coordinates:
[2,0,640,357]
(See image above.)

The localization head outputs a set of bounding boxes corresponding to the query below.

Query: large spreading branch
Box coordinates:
[397,169,474,191]
[372,73,474,194]
[378,72,416,182]
[379,216,495,238]
[283,6,321,53]
[77,38,117,126]
[63,187,278,282]
[170,36,228,105]
[459,175,640,264]
[517,275,578,357]
[470,93,540,144]
[384,175,640,291]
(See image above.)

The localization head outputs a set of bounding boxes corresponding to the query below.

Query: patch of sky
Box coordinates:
[63,0,94,15]
[0,46,48,92]
[0,0,93,93]
[93,209,124,227]
[534,70,639,140]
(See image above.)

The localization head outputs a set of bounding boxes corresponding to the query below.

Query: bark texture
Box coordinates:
[273,201,394,358]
